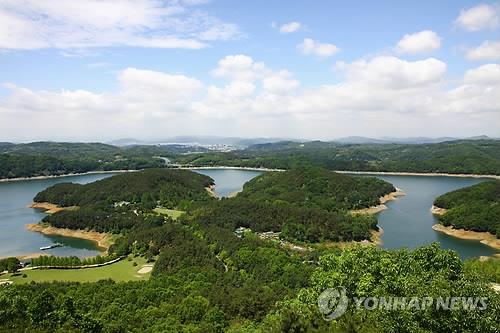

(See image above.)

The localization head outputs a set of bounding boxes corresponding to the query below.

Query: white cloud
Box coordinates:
[466,40,500,60]
[211,55,269,81]
[262,75,300,94]
[279,22,302,33]
[335,56,446,89]
[396,30,441,54]
[455,4,499,31]
[464,63,500,84]
[1,56,499,140]
[0,0,240,50]
[118,68,203,103]
[298,38,340,57]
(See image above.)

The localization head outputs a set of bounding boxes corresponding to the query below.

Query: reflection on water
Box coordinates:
[193,168,263,197]
[371,175,498,259]
[1,169,497,259]
[0,173,115,258]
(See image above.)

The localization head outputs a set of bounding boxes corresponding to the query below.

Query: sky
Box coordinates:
[0,0,499,142]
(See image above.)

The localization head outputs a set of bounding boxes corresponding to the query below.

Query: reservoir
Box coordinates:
[198,169,498,258]
[0,169,497,259]
[194,168,263,197]
[0,173,116,258]
[369,174,496,259]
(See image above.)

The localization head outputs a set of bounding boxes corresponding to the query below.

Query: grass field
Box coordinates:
[5,256,152,284]
[153,207,185,220]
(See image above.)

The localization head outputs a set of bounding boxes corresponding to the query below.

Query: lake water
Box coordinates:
[0,169,497,259]
[0,173,115,258]
[367,175,497,259]
[197,169,498,258]
[193,168,263,197]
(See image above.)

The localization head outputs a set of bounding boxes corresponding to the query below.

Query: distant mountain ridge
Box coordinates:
[107,136,296,147]
[332,135,496,144]
[106,135,498,147]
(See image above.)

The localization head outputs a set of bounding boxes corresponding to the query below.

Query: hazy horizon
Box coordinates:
[2,134,497,145]
[1,1,499,141]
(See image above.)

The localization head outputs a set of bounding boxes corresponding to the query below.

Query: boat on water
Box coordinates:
[40,243,63,250]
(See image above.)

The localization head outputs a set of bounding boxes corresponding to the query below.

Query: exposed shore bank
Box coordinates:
[206,185,218,198]
[26,224,113,253]
[179,166,285,172]
[1,166,498,183]
[430,205,448,215]
[432,224,500,251]
[350,188,406,215]
[0,253,47,261]
[0,169,137,183]
[29,202,75,214]
[431,205,500,251]
[181,166,500,179]
[370,226,384,246]
[324,226,385,249]
[336,170,500,180]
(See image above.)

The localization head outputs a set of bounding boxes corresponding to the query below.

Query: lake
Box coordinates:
[0,173,116,258]
[365,174,497,259]
[0,168,497,259]
[193,168,263,197]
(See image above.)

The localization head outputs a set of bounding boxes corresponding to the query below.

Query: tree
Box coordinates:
[0,257,20,273]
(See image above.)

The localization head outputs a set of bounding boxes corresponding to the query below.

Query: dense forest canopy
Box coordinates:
[34,168,214,207]
[34,169,215,232]
[239,166,395,210]
[0,142,176,179]
[190,197,378,243]
[183,167,394,243]
[175,139,500,175]
[1,241,498,332]
[1,155,499,332]
[434,180,500,237]
[1,139,500,179]
[33,167,388,243]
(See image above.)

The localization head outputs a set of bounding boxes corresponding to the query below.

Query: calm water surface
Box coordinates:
[1,169,497,259]
[194,168,263,197]
[0,173,115,258]
[372,175,497,258]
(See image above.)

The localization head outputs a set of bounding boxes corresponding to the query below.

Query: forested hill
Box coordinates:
[3,159,499,332]
[434,180,500,237]
[2,139,500,179]
[239,166,395,210]
[34,169,215,232]
[175,139,500,175]
[189,168,393,243]
[0,142,173,179]
[35,168,214,207]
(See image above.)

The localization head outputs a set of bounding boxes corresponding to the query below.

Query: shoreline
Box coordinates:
[335,170,500,180]
[178,165,285,172]
[29,202,74,214]
[371,226,384,246]
[350,188,406,215]
[1,166,498,183]
[430,205,447,216]
[0,253,47,261]
[432,224,500,251]
[26,223,113,253]
[0,169,138,183]
[206,185,218,198]
[323,226,384,249]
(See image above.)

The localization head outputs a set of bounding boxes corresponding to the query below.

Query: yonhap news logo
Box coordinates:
[318,287,488,320]
[317,287,349,320]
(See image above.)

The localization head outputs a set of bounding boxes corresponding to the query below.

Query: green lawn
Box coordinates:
[5,256,152,284]
[153,207,185,220]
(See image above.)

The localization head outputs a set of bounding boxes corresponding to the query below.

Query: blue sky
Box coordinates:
[0,0,499,141]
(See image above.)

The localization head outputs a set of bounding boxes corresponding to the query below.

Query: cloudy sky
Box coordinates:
[0,0,499,141]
